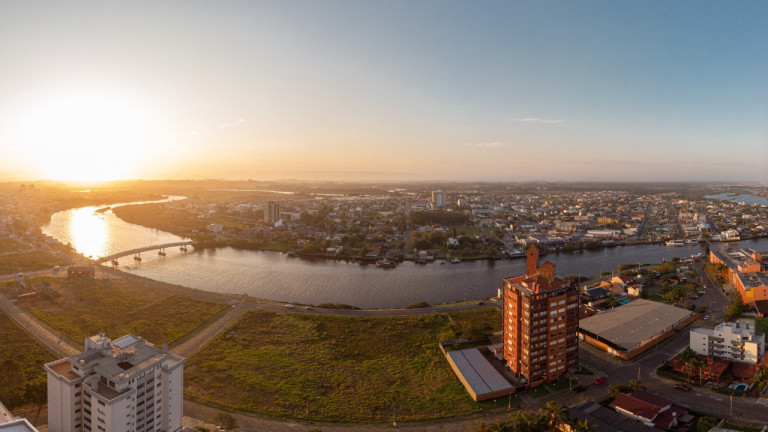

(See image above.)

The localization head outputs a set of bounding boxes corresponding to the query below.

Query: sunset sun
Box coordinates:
[16,89,159,182]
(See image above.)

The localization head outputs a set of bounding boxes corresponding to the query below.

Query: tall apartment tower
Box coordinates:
[264,201,280,224]
[502,246,579,386]
[45,334,184,432]
[431,190,446,209]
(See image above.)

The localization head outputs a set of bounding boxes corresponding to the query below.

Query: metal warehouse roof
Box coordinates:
[446,348,513,398]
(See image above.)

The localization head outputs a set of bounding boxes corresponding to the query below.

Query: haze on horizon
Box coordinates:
[0,1,766,184]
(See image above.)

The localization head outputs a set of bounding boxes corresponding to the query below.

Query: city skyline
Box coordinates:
[0,1,766,183]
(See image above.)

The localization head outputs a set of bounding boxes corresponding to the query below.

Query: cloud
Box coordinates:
[464,141,506,148]
[218,118,247,129]
[512,117,565,124]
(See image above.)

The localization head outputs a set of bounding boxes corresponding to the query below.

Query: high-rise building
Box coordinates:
[502,245,579,386]
[431,190,446,209]
[45,334,184,432]
[264,201,280,224]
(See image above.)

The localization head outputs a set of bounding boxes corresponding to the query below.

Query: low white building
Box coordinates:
[0,399,39,432]
[690,321,765,364]
[45,334,184,432]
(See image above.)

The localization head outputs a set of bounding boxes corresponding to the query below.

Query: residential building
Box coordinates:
[611,390,689,430]
[264,201,280,224]
[45,334,184,432]
[709,249,768,305]
[502,246,579,387]
[0,400,40,432]
[431,190,446,209]
[690,321,765,364]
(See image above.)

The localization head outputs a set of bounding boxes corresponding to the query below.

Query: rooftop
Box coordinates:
[579,299,693,352]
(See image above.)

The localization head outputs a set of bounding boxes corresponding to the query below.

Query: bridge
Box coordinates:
[96,241,196,263]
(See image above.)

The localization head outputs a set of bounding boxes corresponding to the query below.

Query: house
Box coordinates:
[611,390,689,430]
[568,400,663,432]
[754,300,768,318]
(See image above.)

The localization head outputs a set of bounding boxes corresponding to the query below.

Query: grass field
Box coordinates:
[0,251,71,274]
[0,311,54,409]
[24,278,227,348]
[186,308,502,422]
[0,238,29,253]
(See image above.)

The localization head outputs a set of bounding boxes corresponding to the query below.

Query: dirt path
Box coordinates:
[0,293,78,358]
[171,301,251,358]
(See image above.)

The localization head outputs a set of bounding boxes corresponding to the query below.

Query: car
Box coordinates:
[305,306,312,310]
[594,377,607,385]
[571,385,587,393]
[477,301,484,305]
[285,304,295,309]
[704,315,710,320]
[674,384,691,391]
[698,290,706,295]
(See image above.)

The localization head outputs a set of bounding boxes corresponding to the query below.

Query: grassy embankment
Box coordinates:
[0,311,54,409]
[0,251,71,275]
[185,307,501,423]
[16,277,227,349]
[0,238,31,253]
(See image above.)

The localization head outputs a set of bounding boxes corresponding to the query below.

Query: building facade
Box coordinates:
[690,321,765,364]
[45,334,184,432]
[502,246,579,386]
[264,201,280,224]
[431,190,446,209]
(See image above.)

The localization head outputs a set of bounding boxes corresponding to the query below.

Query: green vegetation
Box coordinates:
[0,251,71,274]
[404,301,430,309]
[186,308,501,422]
[0,238,29,253]
[410,211,470,227]
[469,401,594,432]
[24,278,226,347]
[722,293,744,322]
[0,311,54,410]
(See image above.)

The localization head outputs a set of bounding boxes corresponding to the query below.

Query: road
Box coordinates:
[4,257,767,430]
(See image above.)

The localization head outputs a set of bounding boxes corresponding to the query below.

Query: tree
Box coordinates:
[570,418,597,432]
[212,412,238,430]
[696,416,719,432]
[539,401,568,430]
[628,379,646,391]
[609,383,631,399]
[753,366,768,395]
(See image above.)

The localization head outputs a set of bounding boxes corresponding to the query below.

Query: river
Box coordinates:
[41,200,768,308]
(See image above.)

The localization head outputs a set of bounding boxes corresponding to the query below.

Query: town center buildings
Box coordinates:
[501,246,579,386]
[45,334,184,432]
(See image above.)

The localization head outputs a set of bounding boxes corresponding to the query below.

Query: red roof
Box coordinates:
[612,391,668,421]
[730,361,760,381]
[653,405,688,429]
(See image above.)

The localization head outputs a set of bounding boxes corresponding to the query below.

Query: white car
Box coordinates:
[285,304,295,309]
[704,315,710,320]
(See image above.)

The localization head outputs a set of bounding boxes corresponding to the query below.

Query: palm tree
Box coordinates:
[570,418,597,432]
[628,379,646,391]
[753,366,768,395]
[539,401,568,430]
[609,383,630,399]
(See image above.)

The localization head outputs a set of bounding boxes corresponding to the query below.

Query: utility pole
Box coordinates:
[637,366,641,381]
[508,393,512,410]
[730,394,733,417]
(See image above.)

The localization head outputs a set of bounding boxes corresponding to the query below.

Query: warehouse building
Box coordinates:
[579,299,695,359]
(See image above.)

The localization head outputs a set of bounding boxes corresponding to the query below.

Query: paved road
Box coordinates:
[5,257,767,429]
[0,290,78,358]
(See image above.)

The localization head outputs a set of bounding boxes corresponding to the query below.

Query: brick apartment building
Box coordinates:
[502,245,579,387]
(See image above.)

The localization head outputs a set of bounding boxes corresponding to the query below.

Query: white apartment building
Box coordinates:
[690,321,765,364]
[45,334,184,432]
[0,399,39,432]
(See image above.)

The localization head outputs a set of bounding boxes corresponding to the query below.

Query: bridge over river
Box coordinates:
[96,241,195,263]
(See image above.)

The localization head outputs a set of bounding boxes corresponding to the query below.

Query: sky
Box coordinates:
[0,1,766,183]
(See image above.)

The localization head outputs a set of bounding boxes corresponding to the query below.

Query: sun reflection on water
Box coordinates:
[67,207,110,258]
